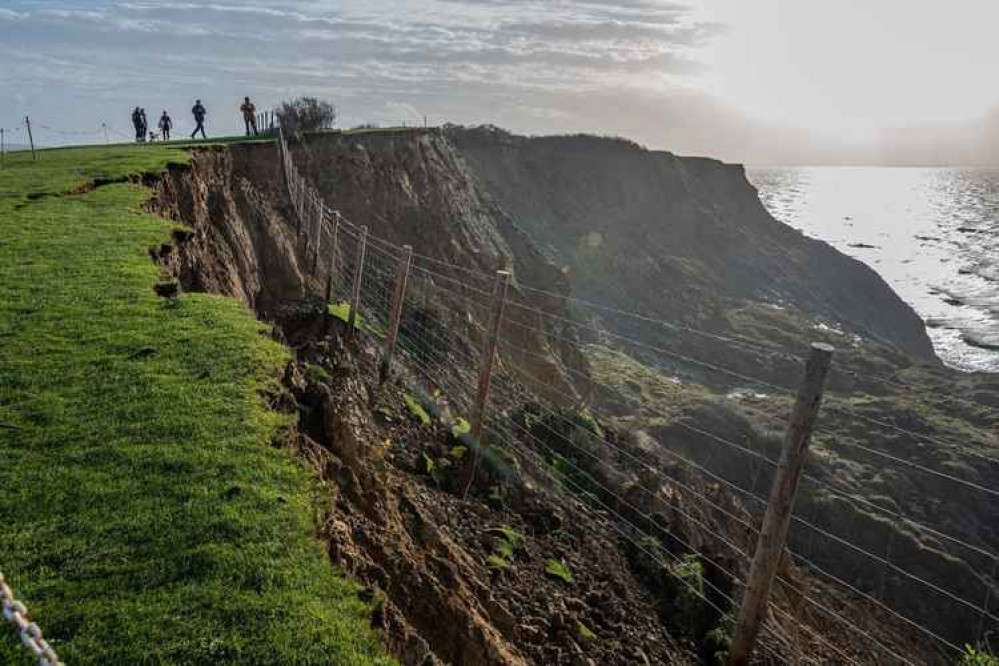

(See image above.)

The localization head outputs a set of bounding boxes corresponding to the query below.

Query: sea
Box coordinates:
[747,167,999,373]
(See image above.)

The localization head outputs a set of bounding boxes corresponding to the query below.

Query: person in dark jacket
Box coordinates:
[190,100,207,139]
[132,107,144,142]
[158,111,172,141]
[240,97,257,136]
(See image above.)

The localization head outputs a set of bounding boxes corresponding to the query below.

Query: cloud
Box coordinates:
[0,0,737,152]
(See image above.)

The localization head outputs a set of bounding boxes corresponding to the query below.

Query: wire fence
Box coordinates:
[276,127,999,664]
[2,119,994,664]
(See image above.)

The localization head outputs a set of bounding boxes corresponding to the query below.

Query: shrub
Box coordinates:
[277,96,336,139]
[704,615,734,666]
[665,554,706,639]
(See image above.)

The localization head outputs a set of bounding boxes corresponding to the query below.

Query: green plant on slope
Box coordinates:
[666,554,705,639]
[704,615,734,666]
[485,526,524,573]
[960,645,999,666]
[545,558,574,584]
[403,393,431,426]
[487,554,511,571]
[451,417,471,438]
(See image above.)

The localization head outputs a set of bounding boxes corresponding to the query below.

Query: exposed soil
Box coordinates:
[284,317,694,665]
[143,135,979,664]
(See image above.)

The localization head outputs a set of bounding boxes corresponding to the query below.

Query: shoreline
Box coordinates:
[748,165,999,375]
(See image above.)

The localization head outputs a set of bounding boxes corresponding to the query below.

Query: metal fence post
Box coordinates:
[460,270,511,498]
[347,225,368,336]
[728,342,835,666]
[379,245,413,384]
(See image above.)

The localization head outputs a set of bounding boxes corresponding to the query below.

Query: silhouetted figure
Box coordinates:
[240,96,257,136]
[132,107,144,142]
[190,100,207,139]
[158,111,172,141]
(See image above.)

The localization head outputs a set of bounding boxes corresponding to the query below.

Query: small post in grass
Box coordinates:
[728,342,835,666]
[347,225,368,336]
[460,270,511,498]
[379,245,413,384]
[24,116,35,161]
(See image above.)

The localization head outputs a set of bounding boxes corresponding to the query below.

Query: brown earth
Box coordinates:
[144,135,988,664]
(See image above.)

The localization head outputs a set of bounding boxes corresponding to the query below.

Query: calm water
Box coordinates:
[748,167,999,373]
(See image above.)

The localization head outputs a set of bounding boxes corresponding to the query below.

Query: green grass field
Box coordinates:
[0,146,394,664]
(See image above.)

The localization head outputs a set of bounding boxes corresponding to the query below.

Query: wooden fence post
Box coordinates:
[278,128,287,187]
[460,270,511,498]
[347,225,368,336]
[312,194,324,273]
[325,210,340,302]
[728,342,835,666]
[379,245,413,384]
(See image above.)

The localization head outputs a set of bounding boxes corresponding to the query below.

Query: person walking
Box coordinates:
[131,107,144,142]
[158,110,172,141]
[240,96,257,136]
[190,99,207,139]
[139,108,148,139]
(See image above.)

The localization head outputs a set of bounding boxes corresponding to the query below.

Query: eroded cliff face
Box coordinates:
[450,127,937,364]
[150,143,309,314]
[146,131,994,662]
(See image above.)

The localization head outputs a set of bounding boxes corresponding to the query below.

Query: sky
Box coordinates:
[1,0,997,164]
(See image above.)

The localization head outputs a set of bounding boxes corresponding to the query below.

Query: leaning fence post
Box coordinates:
[460,270,511,498]
[379,245,413,384]
[24,116,35,161]
[728,342,835,666]
[347,225,368,336]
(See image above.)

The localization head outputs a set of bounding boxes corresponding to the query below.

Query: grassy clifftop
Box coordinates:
[0,146,392,665]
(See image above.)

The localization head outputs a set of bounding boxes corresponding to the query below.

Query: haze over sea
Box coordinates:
[749,167,999,373]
